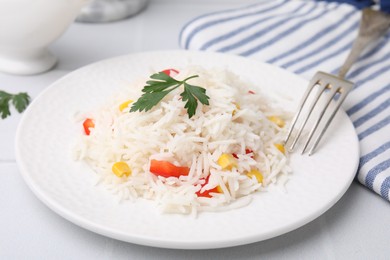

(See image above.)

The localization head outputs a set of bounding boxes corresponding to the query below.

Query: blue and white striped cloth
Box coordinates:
[179,0,390,202]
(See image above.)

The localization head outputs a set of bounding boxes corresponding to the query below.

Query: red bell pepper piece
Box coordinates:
[232,149,254,159]
[161,68,179,77]
[83,118,94,135]
[245,148,254,155]
[196,175,219,198]
[149,159,189,178]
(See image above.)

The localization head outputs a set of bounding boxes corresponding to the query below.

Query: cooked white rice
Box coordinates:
[74,66,292,215]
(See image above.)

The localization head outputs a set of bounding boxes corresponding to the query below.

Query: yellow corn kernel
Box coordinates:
[274,143,285,154]
[246,169,263,183]
[216,185,224,193]
[232,102,240,116]
[217,153,237,170]
[119,100,133,112]
[112,161,132,177]
[268,116,285,128]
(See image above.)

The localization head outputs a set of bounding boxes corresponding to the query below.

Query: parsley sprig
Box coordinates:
[130,71,210,118]
[0,90,31,119]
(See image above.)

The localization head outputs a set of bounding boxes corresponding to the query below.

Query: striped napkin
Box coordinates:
[179,0,390,202]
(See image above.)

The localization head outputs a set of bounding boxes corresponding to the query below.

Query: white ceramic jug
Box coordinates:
[0,0,90,75]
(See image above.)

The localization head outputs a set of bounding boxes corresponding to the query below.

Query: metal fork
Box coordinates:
[285,8,390,155]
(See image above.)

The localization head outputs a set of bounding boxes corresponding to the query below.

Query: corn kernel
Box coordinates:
[217,153,237,170]
[112,161,131,177]
[216,185,224,193]
[246,169,263,183]
[232,102,240,116]
[274,143,285,154]
[119,100,133,112]
[268,116,285,128]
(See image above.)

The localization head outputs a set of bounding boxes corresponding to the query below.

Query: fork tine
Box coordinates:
[288,82,329,151]
[308,88,352,155]
[286,71,353,155]
[301,85,340,154]
[285,72,323,145]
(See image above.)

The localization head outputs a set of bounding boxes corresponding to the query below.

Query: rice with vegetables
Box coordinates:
[74,67,292,215]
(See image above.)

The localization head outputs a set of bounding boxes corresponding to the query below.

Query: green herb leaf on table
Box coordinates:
[130,72,210,118]
[0,90,31,119]
[12,92,30,113]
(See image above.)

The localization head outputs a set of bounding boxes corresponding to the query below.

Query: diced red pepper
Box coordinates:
[232,149,254,159]
[245,148,253,155]
[196,175,219,198]
[161,68,179,77]
[83,118,94,135]
[149,159,189,178]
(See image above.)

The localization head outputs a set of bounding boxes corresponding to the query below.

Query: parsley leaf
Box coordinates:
[131,90,172,112]
[12,92,30,113]
[130,72,210,118]
[142,72,180,93]
[0,94,12,119]
[0,90,31,119]
[180,82,210,118]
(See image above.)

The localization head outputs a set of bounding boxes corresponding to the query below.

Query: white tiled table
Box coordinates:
[1,1,389,259]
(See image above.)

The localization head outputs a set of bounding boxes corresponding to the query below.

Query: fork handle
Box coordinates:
[338,8,390,79]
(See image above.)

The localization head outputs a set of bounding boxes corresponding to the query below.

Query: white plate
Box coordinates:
[15,50,359,249]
